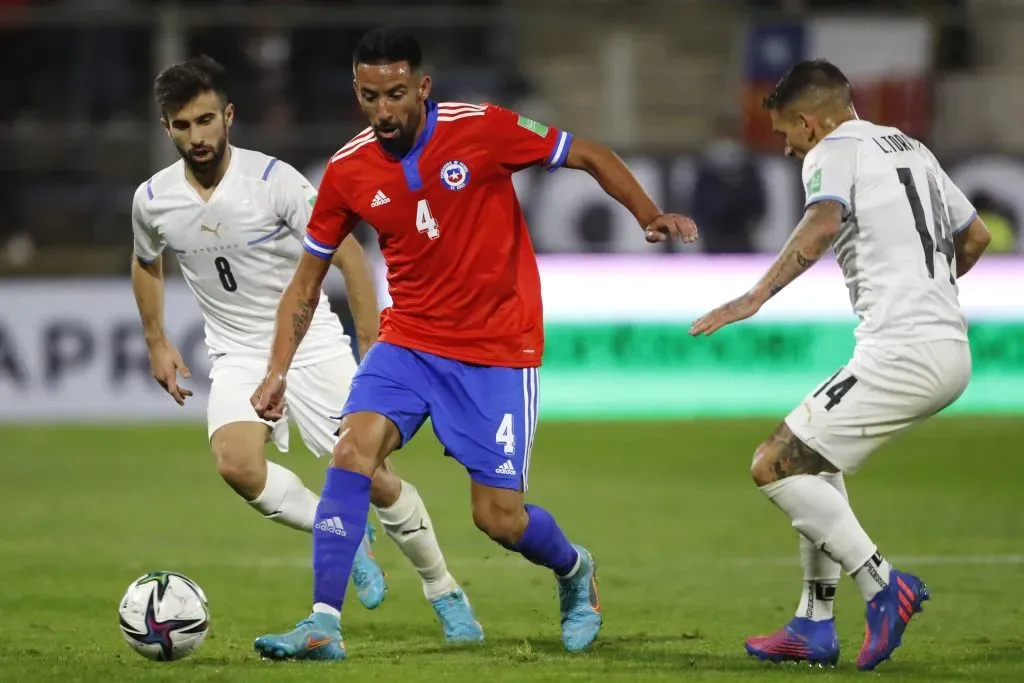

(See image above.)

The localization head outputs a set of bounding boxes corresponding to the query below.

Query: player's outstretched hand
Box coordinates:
[690,291,764,336]
[251,371,287,421]
[645,214,699,244]
[148,340,193,406]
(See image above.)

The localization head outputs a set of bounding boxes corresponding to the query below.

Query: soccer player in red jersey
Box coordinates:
[251,28,698,661]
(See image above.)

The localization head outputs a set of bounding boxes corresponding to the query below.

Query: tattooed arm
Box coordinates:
[690,200,843,336]
[752,199,843,301]
[267,250,333,377]
[252,251,332,419]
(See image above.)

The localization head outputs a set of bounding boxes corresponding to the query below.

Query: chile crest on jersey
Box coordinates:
[440,160,470,191]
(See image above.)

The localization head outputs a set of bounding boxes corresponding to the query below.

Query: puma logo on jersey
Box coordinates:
[370,190,390,207]
[200,223,222,237]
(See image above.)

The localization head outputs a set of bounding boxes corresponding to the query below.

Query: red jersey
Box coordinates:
[303,100,574,368]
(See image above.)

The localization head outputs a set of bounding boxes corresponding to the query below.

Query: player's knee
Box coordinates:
[472,501,527,545]
[369,465,402,508]
[211,441,266,499]
[330,413,398,476]
[750,440,779,487]
[331,429,377,476]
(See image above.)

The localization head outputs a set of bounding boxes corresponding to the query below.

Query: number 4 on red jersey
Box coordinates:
[300,100,574,367]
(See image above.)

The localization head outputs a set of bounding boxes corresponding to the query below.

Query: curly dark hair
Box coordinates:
[154,55,228,118]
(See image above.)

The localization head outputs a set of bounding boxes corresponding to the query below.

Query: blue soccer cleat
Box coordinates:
[856,568,930,671]
[557,544,602,653]
[351,522,387,610]
[745,617,840,666]
[253,611,346,661]
[430,588,485,643]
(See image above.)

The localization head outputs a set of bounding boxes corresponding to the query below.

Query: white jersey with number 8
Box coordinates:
[131,146,350,367]
[801,119,977,346]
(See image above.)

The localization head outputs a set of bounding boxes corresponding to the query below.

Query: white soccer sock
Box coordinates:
[312,603,341,619]
[760,474,885,602]
[373,481,457,601]
[796,580,837,621]
[852,552,892,601]
[248,460,320,532]
[795,472,847,621]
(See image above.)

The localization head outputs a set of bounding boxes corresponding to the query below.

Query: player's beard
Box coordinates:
[180,137,228,177]
[375,110,422,158]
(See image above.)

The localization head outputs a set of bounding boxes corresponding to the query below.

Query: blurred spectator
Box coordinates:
[970,191,1019,253]
[691,116,766,254]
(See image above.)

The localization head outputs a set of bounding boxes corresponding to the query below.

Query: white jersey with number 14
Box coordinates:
[131,146,350,366]
[801,119,977,346]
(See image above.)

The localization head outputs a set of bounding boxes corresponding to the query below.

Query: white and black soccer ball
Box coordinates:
[117,571,210,661]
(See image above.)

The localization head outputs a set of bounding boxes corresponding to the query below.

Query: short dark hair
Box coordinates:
[762,59,851,111]
[352,28,423,69]
[154,55,228,118]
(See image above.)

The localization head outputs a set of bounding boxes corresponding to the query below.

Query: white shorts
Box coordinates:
[207,354,358,458]
[785,339,971,474]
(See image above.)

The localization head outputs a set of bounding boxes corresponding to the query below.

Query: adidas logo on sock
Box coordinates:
[315,516,347,536]
[495,459,517,476]
[370,190,390,207]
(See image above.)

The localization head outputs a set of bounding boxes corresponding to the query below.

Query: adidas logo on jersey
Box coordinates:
[314,516,347,536]
[370,190,390,207]
[495,459,517,476]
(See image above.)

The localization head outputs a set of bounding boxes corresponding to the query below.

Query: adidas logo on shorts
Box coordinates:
[315,516,347,536]
[495,459,517,476]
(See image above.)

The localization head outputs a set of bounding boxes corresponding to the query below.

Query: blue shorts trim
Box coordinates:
[341,342,539,491]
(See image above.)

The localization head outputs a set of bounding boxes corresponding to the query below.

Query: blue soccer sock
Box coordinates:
[311,467,372,616]
[509,504,580,578]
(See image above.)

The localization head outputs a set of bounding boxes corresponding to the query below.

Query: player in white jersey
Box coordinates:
[129,56,483,642]
[690,60,992,671]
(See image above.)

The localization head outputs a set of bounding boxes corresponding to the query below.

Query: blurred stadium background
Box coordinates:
[1,2,1022,680]
[0,0,1019,421]
[1,0,1022,422]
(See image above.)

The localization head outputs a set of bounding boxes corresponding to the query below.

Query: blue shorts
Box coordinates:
[341,341,539,491]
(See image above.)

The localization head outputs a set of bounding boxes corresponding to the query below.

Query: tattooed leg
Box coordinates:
[752,421,898,614]
[747,423,849,634]
[751,422,839,486]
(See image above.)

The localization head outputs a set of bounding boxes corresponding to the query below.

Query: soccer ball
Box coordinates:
[117,571,210,661]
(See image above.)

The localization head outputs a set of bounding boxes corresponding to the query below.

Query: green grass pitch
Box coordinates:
[2,418,1022,682]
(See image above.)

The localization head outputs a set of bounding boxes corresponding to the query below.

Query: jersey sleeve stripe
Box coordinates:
[335,129,375,153]
[247,221,288,246]
[331,137,375,163]
[134,252,157,265]
[805,194,852,214]
[146,177,154,199]
[437,112,486,122]
[303,242,334,260]
[953,209,977,235]
[260,158,279,181]
[544,131,573,173]
[303,234,337,258]
[344,130,375,148]
[438,103,486,115]
[439,101,485,109]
